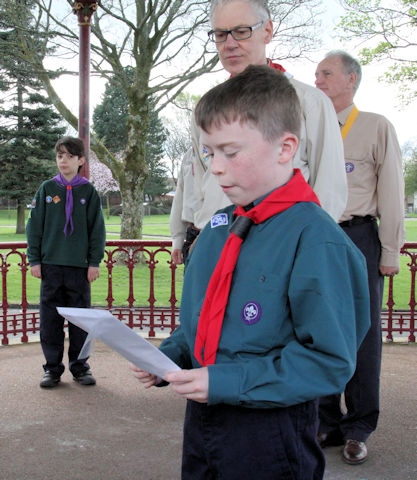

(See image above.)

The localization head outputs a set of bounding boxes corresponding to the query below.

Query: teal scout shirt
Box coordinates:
[160,201,370,409]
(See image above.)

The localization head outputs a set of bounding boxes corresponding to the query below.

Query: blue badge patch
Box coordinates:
[345,162,354,173]
[211,213,229,228]
[80,198,86,205]
[46,196,52,204]
[202,145,210,164]
[241,301,262,325]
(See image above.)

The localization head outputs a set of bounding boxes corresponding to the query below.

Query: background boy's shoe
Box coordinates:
[73,370,96,386]
[343,439,368,465]
[40,371,61,388]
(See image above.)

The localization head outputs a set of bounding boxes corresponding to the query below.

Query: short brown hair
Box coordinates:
[55,136,85,158]
[195,65,301,142]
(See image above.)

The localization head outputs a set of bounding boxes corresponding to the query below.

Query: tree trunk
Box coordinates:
[16,200,26,234]
[120,183,145,239]
[118,95,149,239]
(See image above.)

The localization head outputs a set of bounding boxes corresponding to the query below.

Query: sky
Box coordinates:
[184,59,417,147]
[182,0,416,146]
[285,1,417,147]
[51,0,416,147]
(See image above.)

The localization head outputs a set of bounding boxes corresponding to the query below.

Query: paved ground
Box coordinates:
[1,341,416,480]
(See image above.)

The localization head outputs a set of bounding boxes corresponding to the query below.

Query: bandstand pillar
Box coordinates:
[72,1,98,179]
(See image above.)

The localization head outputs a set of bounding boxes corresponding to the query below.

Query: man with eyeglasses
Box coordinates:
[170,0,347,265]
[208,19,264,44]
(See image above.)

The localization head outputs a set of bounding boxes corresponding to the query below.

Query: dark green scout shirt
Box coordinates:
[26,179,106,268]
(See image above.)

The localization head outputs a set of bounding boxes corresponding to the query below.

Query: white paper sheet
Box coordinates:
[57,307,180,378]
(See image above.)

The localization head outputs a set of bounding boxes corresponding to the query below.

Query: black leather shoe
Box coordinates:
[40,371,61,388]
[317,430,344,448]
[73,370,96,386]
[343,439,368,465]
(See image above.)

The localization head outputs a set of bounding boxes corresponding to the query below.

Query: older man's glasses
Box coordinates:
[208,21,264,44]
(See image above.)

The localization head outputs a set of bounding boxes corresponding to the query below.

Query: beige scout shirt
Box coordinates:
[338,104,405,267]
[190,75,347,229]
[169,147,197,251]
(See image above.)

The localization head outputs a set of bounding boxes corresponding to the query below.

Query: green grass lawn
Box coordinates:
[0,209,176,306]
[0,209,171,241]
[404,218,417,242]
[1,209,416,309]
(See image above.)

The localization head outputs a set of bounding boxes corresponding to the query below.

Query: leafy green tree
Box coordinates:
[143,111,170,205]
[403,142,417,197]
[0,1,65,234]
[338,0,417,104]
[93,67,169,207]
[92,72,130,154]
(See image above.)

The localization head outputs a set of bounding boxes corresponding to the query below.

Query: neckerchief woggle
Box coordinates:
[53,173,89,236]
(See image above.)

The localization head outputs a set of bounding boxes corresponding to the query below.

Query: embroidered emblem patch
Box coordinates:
[46,196,52,204]
[241,301,262,325]
[52,195,61,204]
[345,162,354,173]
[80,198,86,205]
[202,145,210,164]
[211,213,229,228]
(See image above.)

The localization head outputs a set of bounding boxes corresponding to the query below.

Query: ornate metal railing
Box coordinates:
[382,243,416,343]
[0,240,181,345]
[1,241,416,345]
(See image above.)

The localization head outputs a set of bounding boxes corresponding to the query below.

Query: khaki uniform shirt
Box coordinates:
[169,147,196,251]
[170,68,347,247]
[338,104,405,267]
[190,74,347,228]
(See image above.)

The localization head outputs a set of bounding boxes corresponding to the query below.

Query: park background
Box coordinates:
[1,1,416,317]
[1,208,416,312]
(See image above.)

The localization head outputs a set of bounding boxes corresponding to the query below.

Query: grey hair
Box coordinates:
[210,0,271,24]
[325,50,362,93]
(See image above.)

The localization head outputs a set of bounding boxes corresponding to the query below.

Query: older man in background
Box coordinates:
[315,50,405,466]
[170,0,347,264]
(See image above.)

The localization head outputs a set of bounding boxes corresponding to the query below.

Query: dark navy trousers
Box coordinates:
[182,399,325,480]
[319,220,383,442]
[39,264,91,377]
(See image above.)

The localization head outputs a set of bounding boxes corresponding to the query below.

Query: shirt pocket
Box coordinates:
[344,147,374,191]
[224,269,292,353]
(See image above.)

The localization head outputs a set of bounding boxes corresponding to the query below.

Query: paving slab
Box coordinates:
[1,341,416,480]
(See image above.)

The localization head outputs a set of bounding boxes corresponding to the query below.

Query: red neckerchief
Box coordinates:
[229,59,286,78]
[194,169,320,366]
[268,59,286,73]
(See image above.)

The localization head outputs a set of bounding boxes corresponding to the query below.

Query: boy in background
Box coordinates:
[132,66,370,479]
[27,136,105,388]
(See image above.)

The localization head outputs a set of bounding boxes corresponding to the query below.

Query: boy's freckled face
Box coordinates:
[201,120,283,206]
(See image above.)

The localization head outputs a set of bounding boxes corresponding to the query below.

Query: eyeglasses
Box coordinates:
[208,21,264,44]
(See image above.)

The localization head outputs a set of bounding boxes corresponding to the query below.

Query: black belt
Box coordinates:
[339,215,376,228]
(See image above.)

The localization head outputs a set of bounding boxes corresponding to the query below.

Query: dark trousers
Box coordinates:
[319,220,383,442]
[182,399,325,480]
[39,264,91,377]
[182,225,200,264]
